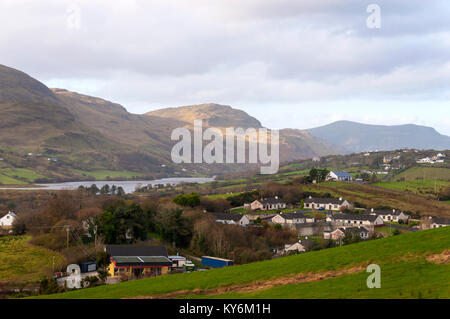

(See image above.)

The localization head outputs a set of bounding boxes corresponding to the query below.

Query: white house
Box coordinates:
[324,227,370,240]
[304,196,352,211]
[210,212,250,226]
[0,211,17,229]
[326,171,353,182]
[283,239,313,253]
[366,209,410,223]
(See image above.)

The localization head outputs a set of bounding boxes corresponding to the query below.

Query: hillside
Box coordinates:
[308,121,450,153]
[34,227,450,299]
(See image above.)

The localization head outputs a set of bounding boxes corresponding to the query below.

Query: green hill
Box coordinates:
[34,227,450,299]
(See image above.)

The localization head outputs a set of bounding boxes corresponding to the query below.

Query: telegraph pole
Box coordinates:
[66,226,70,249]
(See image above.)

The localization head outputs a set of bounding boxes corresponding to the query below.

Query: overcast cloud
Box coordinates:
[1,0,449,134]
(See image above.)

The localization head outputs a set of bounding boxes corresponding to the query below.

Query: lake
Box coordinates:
[0,177,215,194]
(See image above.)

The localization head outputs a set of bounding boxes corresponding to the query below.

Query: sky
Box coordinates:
[1,0,450,134]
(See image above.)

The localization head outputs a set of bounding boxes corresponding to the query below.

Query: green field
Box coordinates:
[376,179,450,196]
[34,227,450,299]
[0,236,64,283]
[71,169,143,180]
[0,168,46,185]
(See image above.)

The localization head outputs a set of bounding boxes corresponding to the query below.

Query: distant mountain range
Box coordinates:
[308,121,450,153]
[0,64,448,179]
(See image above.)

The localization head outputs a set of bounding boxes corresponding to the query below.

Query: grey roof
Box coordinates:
[210,212,244,222]
[278,212,307,220]
[260,197,285,205]
[105,245,168,258]
[432,217,450,225]
[331,213,379,222]
[338,227,370,235]
[305,197,346,205]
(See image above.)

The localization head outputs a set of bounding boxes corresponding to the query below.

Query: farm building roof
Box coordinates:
[111,255,172,267]
[105,245,168,258]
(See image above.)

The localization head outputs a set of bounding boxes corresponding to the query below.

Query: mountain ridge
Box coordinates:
[307,120,450,153]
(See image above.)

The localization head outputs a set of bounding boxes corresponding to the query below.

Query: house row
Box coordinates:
[365,209,410,223]
[304,196,352,211]
[327,213,384,229]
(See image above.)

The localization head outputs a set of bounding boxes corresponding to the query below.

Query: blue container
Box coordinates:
[201,256,234,268]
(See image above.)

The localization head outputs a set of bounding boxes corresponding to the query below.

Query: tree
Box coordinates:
[116,187,125,196]
[173,193,201,207]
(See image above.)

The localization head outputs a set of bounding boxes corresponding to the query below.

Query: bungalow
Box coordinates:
[247,197,286,211]
[366,209,409,223]
[272,211,315,224]
[430,217,450,229]
[210,212,250,226]
[0,211,16,229]
[324,227,370,240]
[327,213,384,229]
[105,245,172,278]
[304,196,352,211]
[283,239,313,253]
[326,171,353,182]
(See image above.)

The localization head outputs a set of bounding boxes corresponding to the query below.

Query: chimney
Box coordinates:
[309,196,312,199]
[275,196,278,199]
[339,197,342,201]
[393,209,396,213]
[371,208,374,213]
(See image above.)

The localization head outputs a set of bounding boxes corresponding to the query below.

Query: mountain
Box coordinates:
[147,104,337,161]
[308,120,450,153]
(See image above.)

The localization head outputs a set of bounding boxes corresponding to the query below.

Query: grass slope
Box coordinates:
[0,236,64,283]
[394,167,450,181]
[35,227,450,299]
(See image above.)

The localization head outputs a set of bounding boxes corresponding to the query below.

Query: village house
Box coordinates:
[209,212,250,226]
[327,213,384,230]
[105,245,172,278]
[271,212,314,224]
[324,227,370,241]
[429,217,450,229]
[283,239,313,254]
[304,196,352,211]
[0,211,16,230]
[365,208,410,223]
[245,196,286,211]
[326,171,353,182]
